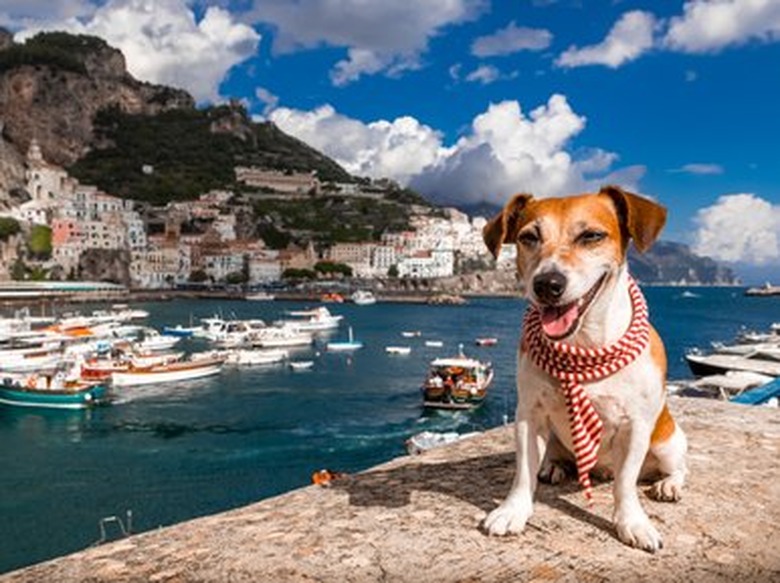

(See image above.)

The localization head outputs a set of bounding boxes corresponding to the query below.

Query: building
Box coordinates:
[235,167,320,195]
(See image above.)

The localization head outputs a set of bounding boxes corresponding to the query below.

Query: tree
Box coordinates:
[189,269,209,283]
[387,264,399,278]
[27,225,52,260]
[0,217,21,241]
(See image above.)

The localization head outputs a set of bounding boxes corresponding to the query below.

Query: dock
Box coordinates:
[2,397,778,582]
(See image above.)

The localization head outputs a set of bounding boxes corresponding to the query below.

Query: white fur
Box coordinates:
[484,259,687,552]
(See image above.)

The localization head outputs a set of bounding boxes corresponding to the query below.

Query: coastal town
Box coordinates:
[0,138,511,290]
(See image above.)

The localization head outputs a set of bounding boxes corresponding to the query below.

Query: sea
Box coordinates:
[0,286,777,573]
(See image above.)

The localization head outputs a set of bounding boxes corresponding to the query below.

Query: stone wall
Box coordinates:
[3,397,778,582]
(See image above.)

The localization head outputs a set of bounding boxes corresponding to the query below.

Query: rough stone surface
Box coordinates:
[3,397,779,582]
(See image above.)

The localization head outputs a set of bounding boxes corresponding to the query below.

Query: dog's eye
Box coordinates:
[517,230,540,247]
[576,230,607,245]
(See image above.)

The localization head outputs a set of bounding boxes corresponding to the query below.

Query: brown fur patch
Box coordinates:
[651,403,676,446]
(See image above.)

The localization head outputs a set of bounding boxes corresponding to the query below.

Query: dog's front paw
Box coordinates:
[614,513,663,553]
[482,501,532,536]
[648,474,684,502]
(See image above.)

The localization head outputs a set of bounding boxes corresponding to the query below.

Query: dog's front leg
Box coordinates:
[612,421,663,553]
[483,407,546,536]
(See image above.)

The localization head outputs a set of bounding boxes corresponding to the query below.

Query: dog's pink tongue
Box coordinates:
[541,303,579,338]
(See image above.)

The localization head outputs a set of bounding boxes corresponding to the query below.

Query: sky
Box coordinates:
[2,0,780,282]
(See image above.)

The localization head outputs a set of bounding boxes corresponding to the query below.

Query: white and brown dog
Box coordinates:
[481,185,687,553]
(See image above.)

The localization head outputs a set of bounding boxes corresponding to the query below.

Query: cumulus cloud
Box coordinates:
[270,95,636,207]
[556,10,657,68]
[671,163,724,175]
[247,0,485,84]
[16,0,260,103]
[471,22,552,57]
[663,0,780,53]
[693,193,780,264]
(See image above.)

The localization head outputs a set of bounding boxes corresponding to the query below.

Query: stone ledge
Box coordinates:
[3,397,779,582]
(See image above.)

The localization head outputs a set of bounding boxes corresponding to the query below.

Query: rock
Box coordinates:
[2,398,778,582]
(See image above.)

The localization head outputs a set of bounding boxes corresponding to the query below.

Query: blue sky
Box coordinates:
[3,0,780,281]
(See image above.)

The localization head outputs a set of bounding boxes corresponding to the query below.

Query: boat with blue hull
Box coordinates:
[0,379,108,409]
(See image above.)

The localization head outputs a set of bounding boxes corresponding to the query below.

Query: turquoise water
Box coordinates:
[0,287,777,573]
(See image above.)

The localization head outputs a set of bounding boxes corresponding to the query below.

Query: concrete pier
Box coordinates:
[3,397,778,582]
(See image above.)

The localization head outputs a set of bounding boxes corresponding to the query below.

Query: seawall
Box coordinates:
[3,397,779,582]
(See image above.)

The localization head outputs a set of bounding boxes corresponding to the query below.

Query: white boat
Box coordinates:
[134,329,181,352]
[209,320,266,348]
[282,307,343,332]
[351,290,377,305]
[405,430,481,455]
[245,291,275,301]
[225,348,288,366]
[0,351,62,373]
[425,340,444,348]
[385,346,412,355]
[111,357,224,387]
[686,351,780,377]
[252,324,313,348]
[326,327,363,352]
[401,331,421,338]
[289,360,314,371]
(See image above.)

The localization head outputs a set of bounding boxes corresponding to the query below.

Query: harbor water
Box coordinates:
[0,287,777,573]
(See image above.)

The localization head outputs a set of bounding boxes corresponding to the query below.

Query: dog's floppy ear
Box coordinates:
[600,185,667,253]
[483,193,534,259]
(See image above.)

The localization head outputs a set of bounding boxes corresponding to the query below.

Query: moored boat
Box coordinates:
[351,290,377,305]
[385,345,411,355]
[0,377,107,409]
[421,346,493,409]
[326,327,363,352]
[111,357,225,387]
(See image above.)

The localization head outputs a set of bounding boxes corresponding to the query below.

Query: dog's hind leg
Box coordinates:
[538,431,575,485]
[646,406,687,502]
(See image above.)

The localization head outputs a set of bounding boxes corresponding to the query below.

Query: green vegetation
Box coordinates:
[0,32,110,74]
[314,261,353,277]
[69,104,354,204]
[0,217,21,241]
[27,225,52,259]
[282,268,317,280]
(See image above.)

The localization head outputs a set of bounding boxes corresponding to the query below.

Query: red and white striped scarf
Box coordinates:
[522,276,650,503]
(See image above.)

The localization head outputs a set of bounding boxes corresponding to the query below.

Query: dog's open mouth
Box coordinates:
[539,274,607,340]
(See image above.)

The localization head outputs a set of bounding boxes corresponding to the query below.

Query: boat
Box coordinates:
[320,292,345,303]
[475,337,498,347]
[252,324,313,348]
[385,346,412,355]
[731,377,780,406]
[162,324,201,337]
[685,351,780,378]
[326,327,363,352]
[424,340,443,348]
[351,290,377,305]
[289,360,314,371]
[224,348,288,366]
[282,307,343,332]
[0,377,107,409]
[111,357,225,387]
[683,370,776,400]
[421,346,493,409]
[133,329,181,352]
[245,291,275,301]
[0,350,62,373]
[401,331,421,338]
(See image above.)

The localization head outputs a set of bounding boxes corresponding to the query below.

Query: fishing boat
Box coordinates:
[326,327,363,352]
[0,377,107,409]
[421,345,493,410]
[111,357,225,387]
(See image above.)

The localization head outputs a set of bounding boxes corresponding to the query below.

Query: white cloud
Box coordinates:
[247,0,485,84]
[255,87,279,116]
[671,163,724,175]
[0,0,96,29]
[556,10,657,68]
[693,193,780,264]
[465,64,500,85]
[270,95,636,207]
[15,0,260,103]
[664,0,780,53]
[471,22,552,57]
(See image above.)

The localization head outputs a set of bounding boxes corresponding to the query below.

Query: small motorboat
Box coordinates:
[401,331,422,338]
[351,290,377,305]
[224,349,288,366]
[385,346,412,355]
[475,337,498,347]
[289,360,314,371]
[424,340,444,348]
[326,327,363,352]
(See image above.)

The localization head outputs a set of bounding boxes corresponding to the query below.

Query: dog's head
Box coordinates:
[483,185,666,340]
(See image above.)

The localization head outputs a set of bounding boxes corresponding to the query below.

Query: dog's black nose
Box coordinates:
[533,271,567,303]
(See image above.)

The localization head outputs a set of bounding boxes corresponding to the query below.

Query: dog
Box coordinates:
[481,185,687,553]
